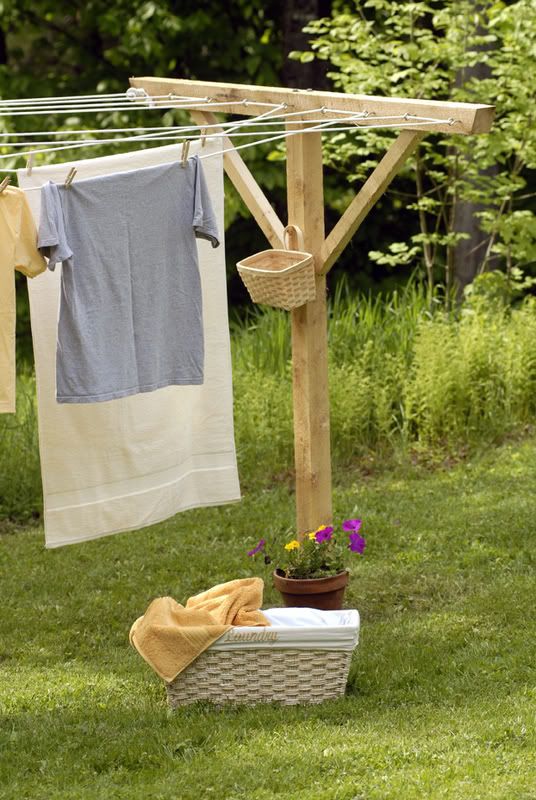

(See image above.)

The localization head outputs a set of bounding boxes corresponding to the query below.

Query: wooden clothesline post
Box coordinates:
[130,76,495,534]
[286,124,332,531]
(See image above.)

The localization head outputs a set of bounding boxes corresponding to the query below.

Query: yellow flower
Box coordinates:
[284,540,301,551]
[308,532,316,541]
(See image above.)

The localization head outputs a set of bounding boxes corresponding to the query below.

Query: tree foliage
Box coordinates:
[0,1,284,95]
[295,0,536,303]
[2,0,535,314]
[0,0,291,345]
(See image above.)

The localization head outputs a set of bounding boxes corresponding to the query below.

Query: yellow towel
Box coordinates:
[129,577,269,682]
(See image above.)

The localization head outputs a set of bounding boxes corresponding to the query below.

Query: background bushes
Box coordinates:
[3,279,536,524]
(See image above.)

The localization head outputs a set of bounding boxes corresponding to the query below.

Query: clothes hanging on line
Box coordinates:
[38,157,219,404]
[0,186,46,414]
[19,141,240,548]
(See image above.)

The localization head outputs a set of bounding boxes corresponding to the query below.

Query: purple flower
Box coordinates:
[342,519,362,532]
[348,532,366,554]
[247,538,266,557]
[315,526,334,543]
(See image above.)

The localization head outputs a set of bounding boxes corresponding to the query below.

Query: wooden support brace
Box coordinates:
[189,109,285,249]
[320,130,424,274]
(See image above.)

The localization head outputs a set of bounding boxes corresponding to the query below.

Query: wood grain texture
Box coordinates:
[130,76,495,135]
[286,125,332,534]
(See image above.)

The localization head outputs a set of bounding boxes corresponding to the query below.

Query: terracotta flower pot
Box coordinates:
[273,569,349,610]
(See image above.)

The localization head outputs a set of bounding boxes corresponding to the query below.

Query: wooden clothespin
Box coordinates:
[181,140,190,167]
[200,128,207,148]
[26,152,34,176]
[0,176,11,194]
[64,167,77,188]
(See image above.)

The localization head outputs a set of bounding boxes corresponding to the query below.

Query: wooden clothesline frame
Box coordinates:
[130,76,495,534]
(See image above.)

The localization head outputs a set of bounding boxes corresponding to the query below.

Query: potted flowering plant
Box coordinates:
[247,519,366,610]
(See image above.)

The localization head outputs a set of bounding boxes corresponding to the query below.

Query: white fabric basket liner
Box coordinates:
[211,607,360,652]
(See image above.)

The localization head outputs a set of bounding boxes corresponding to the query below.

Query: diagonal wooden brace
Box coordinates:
[320,130,425,274]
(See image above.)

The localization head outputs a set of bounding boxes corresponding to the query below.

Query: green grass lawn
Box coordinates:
[1,438,535,800]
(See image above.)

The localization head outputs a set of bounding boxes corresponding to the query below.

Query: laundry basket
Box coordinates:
[236,225,316,311]
[165,607,360,708]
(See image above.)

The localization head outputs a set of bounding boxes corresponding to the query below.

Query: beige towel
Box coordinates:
[130,578,269,682]
[19,141,240,548]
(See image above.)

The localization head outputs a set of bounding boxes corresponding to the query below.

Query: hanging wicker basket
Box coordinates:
[236,224,316,311]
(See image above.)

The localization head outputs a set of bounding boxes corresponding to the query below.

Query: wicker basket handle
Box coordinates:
[283,224,305,252]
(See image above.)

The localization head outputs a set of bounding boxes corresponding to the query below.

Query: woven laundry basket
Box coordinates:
[165,608,359,708]
[236,224,316,311]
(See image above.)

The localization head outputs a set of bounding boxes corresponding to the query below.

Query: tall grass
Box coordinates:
[2,285,536,522]
[0,375,41,523]
[234,285,536,483]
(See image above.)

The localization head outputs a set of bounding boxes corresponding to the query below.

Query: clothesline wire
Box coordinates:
[0,119,354,138]
[0,120,457,173]
[0,116,451,148]
[0,95,285,116]
[0,105,454,149]
[0,103,291,161]
[0,105,337,140]
[0,115,456,175]
[0,112,364,164]
[0,96,186,110]
[0,105,360,147]
[0,102,266,117]
[0,89,457,128]
[0,90,458,174]
[0,88,457,126]
[0,126,378,148]
[0,90,141,105]
[0,89,285,110]
[200,117,451,159]
[0,108,456,143]
[221,103,289,139]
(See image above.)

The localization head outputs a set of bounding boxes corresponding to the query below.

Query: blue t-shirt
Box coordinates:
[38,156,219,403]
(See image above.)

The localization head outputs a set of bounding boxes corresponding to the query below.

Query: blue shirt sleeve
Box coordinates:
[192,155,220,249]
[38,181,73,271]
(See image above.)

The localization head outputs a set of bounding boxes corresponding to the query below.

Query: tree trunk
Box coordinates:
[453,10,498,301]
[282,0,330,89]
[0,27,7,65]
[453,165,499,300]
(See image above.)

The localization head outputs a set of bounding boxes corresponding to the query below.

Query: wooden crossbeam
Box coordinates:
[320,130,425,274]
[190,109,285,249]
[130,76,495,135]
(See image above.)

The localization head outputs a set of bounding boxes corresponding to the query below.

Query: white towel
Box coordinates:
[19,141,240,548]
[211,608,360,651]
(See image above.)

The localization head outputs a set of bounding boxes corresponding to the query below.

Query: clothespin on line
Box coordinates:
[0,176,10,194]
[26,152,34,176]
[64,167,77,188]
[181,140,190,167]
[200,128,207,148]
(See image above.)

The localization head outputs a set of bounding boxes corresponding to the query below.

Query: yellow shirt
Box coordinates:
[0,186,46,413]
